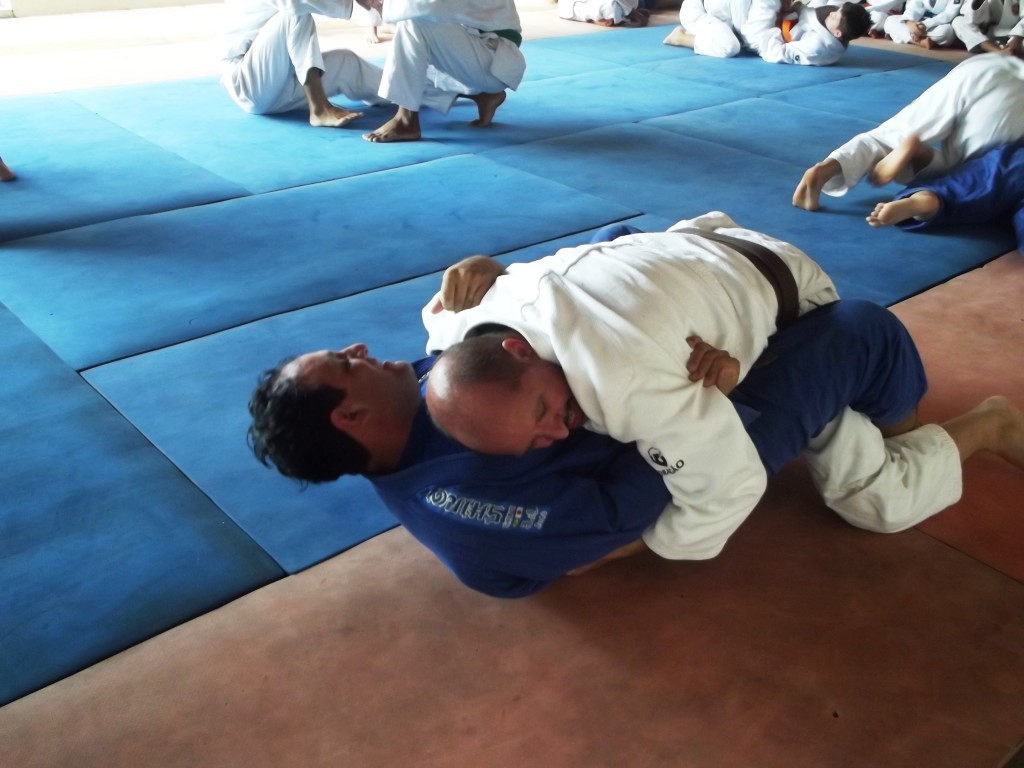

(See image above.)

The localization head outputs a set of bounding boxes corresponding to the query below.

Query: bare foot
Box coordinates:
[364,107,421,142]
[793,162,834,211]
[468,91,506,127]
[367,25,393,43]
[0,158,15,182]
[309,104,364,128]
[594,18,615,26]
[866,191,940,227]
[970,397,1024,469]
[942,396,1024,469]
[663,27,696,48]
[910,37,934,49]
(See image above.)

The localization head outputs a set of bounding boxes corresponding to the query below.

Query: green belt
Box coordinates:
[492,28,523,47]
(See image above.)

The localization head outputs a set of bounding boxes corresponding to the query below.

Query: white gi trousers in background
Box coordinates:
[558,0,639,24]
[952,0,1024,50]
[821,54,1024,197]
[380,18,525,113]
[806,416,962,533]
[865,0,905,34]
[678,0,775,58]
[222,12,386,114]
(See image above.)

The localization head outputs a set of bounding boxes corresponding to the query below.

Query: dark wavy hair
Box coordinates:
[839,2,871,42]
[247,359,370,484]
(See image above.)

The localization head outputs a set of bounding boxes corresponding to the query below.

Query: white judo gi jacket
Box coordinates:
[422,213,839,560]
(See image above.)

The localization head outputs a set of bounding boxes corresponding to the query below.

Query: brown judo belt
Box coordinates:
[675,228,800,329]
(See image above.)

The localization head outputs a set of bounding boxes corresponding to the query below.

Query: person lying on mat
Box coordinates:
[556,0,651,28]
[866,141,1024,253]
[664,0,870,66]
[363,0,525,142]
[422,214,1024,566]
[221,0,390,128]
[247,218,1024,596]
[0,156,15,182]
[793,53,1024,211]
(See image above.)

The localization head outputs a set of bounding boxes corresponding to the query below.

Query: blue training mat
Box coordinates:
[0,306,284,706]
[0,93,250,243]
[67,78,459,195]
[0,154,637,370]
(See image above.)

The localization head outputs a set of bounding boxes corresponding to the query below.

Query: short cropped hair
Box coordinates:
[247,359,370,484]
[839,2,871,42]
[435,333,526,392]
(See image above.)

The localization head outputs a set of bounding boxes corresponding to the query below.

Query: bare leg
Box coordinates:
[663,27,696,48]
[942,396,1024,469]
[866,190,941,227]
[0,157,15,182]
[793,159,841,211]
[468,91,506,127]
[363,106,422,142]
[869,134,935,186]
[303,68,364,128]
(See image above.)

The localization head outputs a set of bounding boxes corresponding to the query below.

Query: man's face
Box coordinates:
[284,343,420,429]
[437,356,584,456]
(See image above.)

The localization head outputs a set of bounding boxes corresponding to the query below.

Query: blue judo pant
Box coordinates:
[897,141,1024,252]
[730,300,926,475]
[590,222,928,476]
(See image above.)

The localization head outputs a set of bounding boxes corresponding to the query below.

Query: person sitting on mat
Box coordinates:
[866,140,1024,251]
[221,0,389,127]
[951,0,1023,56]
[881,0,965,52]
[665,0,870,66]
[0,156,15,182]
[363,0,525,142]
[556,0,651,28]
[422,213,1024,564]
[793,53,1024,211]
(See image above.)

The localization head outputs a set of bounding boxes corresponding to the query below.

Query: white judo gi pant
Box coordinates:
[806,415,961,533]
[822,54,1024,197]
[222,11,386,114]
[379,19,525,113]
[679,0,744,57]
[558,0,639,24]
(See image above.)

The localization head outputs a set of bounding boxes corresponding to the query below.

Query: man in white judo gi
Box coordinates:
[666,0,870,65]
[794,53,1024,211]
[221,0,389,127]
[420,213,1024,563]
[363,0,526,142]
[952,0,1023,54]
[557,0,651,27]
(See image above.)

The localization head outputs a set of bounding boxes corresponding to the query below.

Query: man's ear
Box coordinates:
[500,336,537,360]
[329,402,368,432]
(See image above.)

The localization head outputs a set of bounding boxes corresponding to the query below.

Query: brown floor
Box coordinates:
[1,254,1022,767]
[895,252,1024,584]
